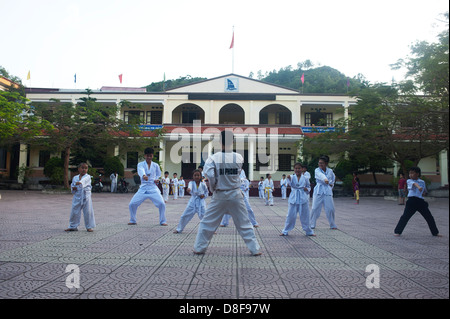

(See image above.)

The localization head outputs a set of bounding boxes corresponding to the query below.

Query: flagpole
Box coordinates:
[300,72,304,94]
[231,26,234,74]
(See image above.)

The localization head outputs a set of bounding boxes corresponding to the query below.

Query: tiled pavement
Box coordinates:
[0,190,448,299]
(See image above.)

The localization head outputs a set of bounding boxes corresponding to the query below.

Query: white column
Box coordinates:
[298,101,303,126]
[248,101,254,125]
[208,100,214,124]
[343,101,349,132]
[248,139,255,181]
[159,139,166,173]
[116,99,121,119]
[18,143,28,183]
[439,150,448,186]
[296,136,303,162]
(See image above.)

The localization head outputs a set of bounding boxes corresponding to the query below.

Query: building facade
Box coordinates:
[17,73,448,189]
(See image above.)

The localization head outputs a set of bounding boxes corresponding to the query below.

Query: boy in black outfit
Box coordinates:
[394,167,442,237]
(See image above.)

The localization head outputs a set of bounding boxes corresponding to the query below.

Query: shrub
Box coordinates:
[103,156,124,177]
[43,157,64,185]
[342,174,354,191]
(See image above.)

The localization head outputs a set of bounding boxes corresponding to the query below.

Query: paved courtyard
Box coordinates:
[0,190,448,300]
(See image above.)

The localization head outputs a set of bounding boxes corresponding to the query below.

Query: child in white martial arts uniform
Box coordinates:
[310,155,337,230]
[280,174,288,200]
[161,171,170,203]
[171,173,179,200]
[242,177,250,198]
[174,170,208,233]
[193,130,261,256]
[302,165,311,181]
[263,174,274,206]
[178,176,185,198]
[128,148,167,226]
[65,163,96,232]
[258,177,264,199]
[280,163,315,236]
[198,166,209,198]
[220,177,259,228]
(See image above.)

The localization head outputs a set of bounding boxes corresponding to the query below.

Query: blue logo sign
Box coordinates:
[225,78,239,92]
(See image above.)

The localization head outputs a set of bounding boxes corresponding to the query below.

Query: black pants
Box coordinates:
[394,197,439,236]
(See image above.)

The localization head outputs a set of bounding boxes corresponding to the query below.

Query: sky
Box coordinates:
[1,0,448,90]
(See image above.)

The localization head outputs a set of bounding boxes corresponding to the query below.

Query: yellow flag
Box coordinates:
[27,71,30,80]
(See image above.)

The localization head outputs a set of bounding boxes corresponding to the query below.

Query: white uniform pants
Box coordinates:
[68,193,96,230]
[176,198,205,233]
[220,194,258,226]
[259,188,264,198]
[129,187,166,224]
[281,202,314,235]
[194,189,260,255]
[310,194,337,229]
[172,186,178,199]
[265,190,273,205]
[281,187,287,199]
[162,187,169,202]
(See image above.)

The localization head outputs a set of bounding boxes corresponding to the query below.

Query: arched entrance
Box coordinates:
[172,103,205,124]
[259,104,292,125]
[219,103,245,124]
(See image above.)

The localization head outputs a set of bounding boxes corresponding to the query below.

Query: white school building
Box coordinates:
[2,73,448,189]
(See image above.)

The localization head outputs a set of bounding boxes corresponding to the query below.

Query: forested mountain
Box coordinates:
[259,65,367,94]
[143,63,368,94]
[144,75,207,92]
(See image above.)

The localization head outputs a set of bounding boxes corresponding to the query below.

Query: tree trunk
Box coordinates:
[372,171,378,185]
[64,146,71,189]
[400,163,408,178]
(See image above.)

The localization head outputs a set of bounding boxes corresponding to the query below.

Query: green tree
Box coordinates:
[391,11,449,151]
[29,90,160,189]
[103,156,124,177]
[0,91,52,145]
[0,66,23,85]
[303,83,447,179]
[303,13,448,179]
[261,64,366,94]
[391,12,449,101]
[145,75,207,92]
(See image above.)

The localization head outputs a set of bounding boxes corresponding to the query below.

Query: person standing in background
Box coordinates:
[110,172,118,193]
[398,173,407,205]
